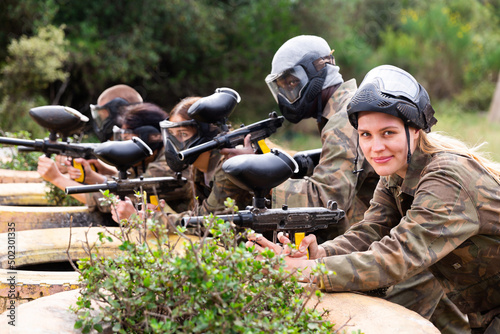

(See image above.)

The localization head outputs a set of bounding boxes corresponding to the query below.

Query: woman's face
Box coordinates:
[357,111,419,178]
[168,114,197,144]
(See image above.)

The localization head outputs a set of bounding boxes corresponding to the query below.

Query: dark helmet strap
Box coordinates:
[316,94,323,123]
[352,135,364,174]
[405,124,412,164]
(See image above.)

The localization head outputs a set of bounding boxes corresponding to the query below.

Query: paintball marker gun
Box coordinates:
[0,105,96,182]
[161,87,285,172]
[291,148,322,179]
[182,149,345,244]
[177,112,284,162]
[66,137,187,204]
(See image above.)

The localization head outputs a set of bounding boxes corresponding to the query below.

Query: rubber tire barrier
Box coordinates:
[0,227,199,313]
[0,288,439,333]
[0,169,42,184]
[0,205,112,233]
[0,183,50,206]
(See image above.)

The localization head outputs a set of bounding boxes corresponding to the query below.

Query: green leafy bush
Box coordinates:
[372,1,500,102]
[44,182,84,207]
[72,194,338,333]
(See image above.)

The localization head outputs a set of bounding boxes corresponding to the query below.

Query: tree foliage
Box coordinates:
[0,24,68,135]
[0,0,499,136]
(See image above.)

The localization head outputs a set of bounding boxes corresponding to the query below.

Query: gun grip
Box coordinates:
[149,195,159,207]
[256,139,270,154]
[71,160,86,183]
[294,232,309,259]
[71,160,97,183]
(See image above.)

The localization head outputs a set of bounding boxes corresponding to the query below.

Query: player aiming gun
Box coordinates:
[0,105,97,182]
[162,87,285,172]
[182,149,345,244]
[66,137,187,204]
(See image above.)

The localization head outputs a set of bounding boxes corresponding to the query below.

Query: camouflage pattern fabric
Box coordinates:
[271,79,379,242]
[318,147,500,331]
[163,149,253,225]
[385,270,470,334]
[144,146,194,213]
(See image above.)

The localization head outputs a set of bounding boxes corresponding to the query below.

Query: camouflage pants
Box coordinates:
[385,270,470,334]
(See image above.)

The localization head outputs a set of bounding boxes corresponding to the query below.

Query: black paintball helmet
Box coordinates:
[90,97,131,142]
[113,125,163,152]
[161,88,240,172]
[347,65,437,168]
[347,65,437,133]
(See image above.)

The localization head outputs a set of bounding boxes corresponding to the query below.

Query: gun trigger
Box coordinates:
[257,139,270,154]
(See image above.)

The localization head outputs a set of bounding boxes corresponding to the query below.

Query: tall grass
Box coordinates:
[432,100,500,162]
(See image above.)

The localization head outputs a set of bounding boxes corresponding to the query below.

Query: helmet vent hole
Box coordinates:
[350,90,378,104]
[377,100,392,107]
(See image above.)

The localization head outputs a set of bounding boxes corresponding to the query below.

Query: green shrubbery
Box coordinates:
[72,194,340,333]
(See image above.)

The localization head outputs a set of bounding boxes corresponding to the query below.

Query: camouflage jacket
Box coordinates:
[160,149,253,226]
[272,79,379,240]
[319,147,500,314]
[190,149,253,216]
[144,146,194,213]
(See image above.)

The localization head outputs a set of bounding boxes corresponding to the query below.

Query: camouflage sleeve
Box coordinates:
[272,109,360,235]
[318,167,480,292]
[197,159,253,216]
[143,149,195,213]
[320,179,397,256]
[143,148,169,178]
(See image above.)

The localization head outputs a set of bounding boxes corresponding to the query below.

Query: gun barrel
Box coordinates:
[178,140,220,161]
[66,176,187,197]
[0,137,37,148]
[0,136,97,159]
[66,183,116,195]
[178,114,284,161]
[182,213,247,229]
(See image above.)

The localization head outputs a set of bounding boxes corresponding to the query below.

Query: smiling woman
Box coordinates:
[356,111,420,178]
[251,64,500,333]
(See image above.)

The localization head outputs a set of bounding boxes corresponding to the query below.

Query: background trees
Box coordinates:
[0,0,499,143]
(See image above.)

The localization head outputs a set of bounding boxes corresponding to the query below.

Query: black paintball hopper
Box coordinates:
[222,149,298,208]
[29,105,90,141]
[93,137,153,179]
[187,87,240,124]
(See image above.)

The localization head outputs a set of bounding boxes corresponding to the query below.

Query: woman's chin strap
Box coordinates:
[405,124,412,164]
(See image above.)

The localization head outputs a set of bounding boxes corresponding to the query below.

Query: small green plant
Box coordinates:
[71,193,339,333]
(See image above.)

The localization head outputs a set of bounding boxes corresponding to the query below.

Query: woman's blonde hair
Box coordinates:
[418,131,500,183]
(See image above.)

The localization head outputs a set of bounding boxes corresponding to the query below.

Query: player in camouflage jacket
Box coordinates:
[252,65,499,333]
[240,36,465,332]
[111,96,253,223]
[270,78,379,241]
[257,35,379,242]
